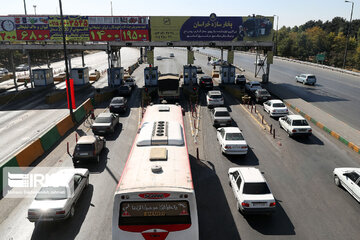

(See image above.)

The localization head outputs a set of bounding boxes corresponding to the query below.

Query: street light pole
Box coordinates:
[343,0,354,69]
[273,15,279,56]
[59,0,73,115]
[111,1,113,16]
[23,0,27,15]
[33,5,37,15]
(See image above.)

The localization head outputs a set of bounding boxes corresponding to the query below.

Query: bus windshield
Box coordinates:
[119,201,191,226]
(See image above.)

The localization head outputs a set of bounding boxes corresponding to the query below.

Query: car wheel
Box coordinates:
[103,141,106,149]
[287,130,292,138]
[96,155,100,163]
[70,205,75,218]
[334,175,341,187]
[279,122,282,129]
[302,81,305,85]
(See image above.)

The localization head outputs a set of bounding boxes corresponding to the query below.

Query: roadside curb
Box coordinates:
[283,101,360,154]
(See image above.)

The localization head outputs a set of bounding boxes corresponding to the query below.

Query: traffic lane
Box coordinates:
[224,93,360,239]
[182,101,241,240]
[267,63,360,131]
[198,92,296,239]
[154,48,187,75]
[0,93,141,240]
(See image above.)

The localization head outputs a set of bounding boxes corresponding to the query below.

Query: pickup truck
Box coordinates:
[28,168,89,223]
[158,73,180,102]
[211,107,232,127]
[72,135,106,164]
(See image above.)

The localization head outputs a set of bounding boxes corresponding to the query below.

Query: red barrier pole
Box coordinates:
[75,133,78,142]
[196,148,199,160]
[273,128,276,139]
[67,142,70,155]
[251,105,253,113]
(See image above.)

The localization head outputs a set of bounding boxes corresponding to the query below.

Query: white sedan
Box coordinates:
[217,127,247,155]
[228,167,276,214]
[263,99,288,117]
[333,168,360,202]
[279,115,312,137]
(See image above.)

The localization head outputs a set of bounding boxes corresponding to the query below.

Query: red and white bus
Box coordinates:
[112,104,199,240]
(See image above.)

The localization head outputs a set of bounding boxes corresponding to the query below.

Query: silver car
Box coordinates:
[92,112,119,135]
[28,168,89,223]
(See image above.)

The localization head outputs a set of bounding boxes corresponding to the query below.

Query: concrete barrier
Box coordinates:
[0,157,19,193]
[15,139,45,167]
[40,126,61,152]
[94,88,117,104]
[56,115,74,136]
[45,90,66,104]
[222,85,245,101]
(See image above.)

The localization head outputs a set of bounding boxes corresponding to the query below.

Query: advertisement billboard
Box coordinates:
[0,17,16,42]
[15,16,50,41]
[150,14,274,42]
[49,16,89,41]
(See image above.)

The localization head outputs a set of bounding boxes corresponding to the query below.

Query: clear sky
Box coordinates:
[1,0,358,28]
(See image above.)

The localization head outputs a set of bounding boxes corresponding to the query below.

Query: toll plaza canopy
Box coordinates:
[0,14,274,50]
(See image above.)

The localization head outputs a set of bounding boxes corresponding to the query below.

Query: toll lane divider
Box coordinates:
[0,98,94,193]
[284,102,360,154]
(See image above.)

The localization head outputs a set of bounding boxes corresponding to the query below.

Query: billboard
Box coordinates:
[49,16,89,41]
[14,16,50,41]
[150,14,274,42]
[0,17,16,41]
[89,16,149,41]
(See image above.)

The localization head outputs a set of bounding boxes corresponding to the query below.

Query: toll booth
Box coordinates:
[144,66,158,86]
[71,67,89,86]
[183,65,197,85]
[32,68,54,87]
[107,67,124,87]
[220,65,236,84]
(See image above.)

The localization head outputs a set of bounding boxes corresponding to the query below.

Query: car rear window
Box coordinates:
[210,94,222,99]
[215,111,230,117]
[35,186,68,200]
[307,76,316,80]
[252,83,261,87]
[95,117,111,123]
[202,77,212,82]
[258,90,269,95]
[243,183,270,194]
[111,99,124,104]
[273,103,285,108]
[292,120,309,126]
[75,144,93,151]
[225,133,244,140]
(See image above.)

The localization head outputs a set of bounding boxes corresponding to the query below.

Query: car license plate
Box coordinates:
[253,202,267,207]
[298,129,307,132]
[80,153,88,156]
[41,218,53,221]
[220,123,226,126]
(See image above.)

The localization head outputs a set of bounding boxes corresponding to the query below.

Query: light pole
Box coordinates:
[111,1,113,16]
[33,5,37,15]
[343,0,354,69]
[59,0,73,116]
[23,0,27,15]
[273,15,279,56]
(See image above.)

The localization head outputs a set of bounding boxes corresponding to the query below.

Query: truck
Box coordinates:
[158,73,180,102]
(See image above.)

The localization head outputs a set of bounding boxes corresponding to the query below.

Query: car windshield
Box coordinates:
[95,117,111,123]
[273,103,285,108]
[35,186,68,200]
[292,120,309,126]
[119,86,129,90]
[111,98,124,104]
[252,83,260,87]
[215,111,230,117]
[210,94,222,99]
[243,183,270,194]
[125,79,133,82]
[225,133,244,140]
[75,144,93,151]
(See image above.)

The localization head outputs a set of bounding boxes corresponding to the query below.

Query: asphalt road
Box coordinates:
[195,48,360,132]
[1,47,360,240]
[0,48,139,162]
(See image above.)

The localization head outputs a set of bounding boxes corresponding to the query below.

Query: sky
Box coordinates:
[1,0,359,28]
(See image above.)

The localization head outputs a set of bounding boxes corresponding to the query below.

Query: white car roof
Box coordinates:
[302,74,315,77]
[334,168,360,174]
[250,81,260,84]
[214,107,228,112]
[43,168,88,187]
[221,127,241,133]
[287,115,306,120]
[230,167,265,183]
[77,135,96,144]
[269,99,284,104]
